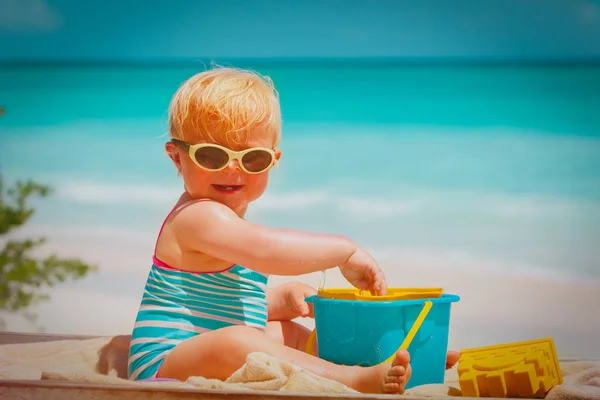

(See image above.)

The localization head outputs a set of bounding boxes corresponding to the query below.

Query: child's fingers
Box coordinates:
[290,287,311,317]
[302,285,317,318]
[379,269,388,295]
[370,266,387,296]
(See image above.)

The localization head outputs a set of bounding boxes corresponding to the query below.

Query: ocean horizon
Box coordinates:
[1,61,599,356]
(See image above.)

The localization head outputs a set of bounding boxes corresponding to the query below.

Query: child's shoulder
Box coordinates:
[165,198,250,251]
[173,198,234,217]
[169,198,239,228]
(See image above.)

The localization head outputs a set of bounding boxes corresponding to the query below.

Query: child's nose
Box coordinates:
[225,159,242,173]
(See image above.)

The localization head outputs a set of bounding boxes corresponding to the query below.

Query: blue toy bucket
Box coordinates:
[305,291,460,389]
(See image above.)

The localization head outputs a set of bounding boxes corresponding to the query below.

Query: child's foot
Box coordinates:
[446,350,460,369]
[381,349,412,394]
[353,350,412,394]
[352,350,456,393]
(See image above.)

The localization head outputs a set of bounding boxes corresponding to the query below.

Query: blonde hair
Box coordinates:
[168,66,282,148]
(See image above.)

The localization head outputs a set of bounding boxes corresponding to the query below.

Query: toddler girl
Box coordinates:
[127,66,451,394]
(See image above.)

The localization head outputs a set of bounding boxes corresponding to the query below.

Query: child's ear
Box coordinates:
[274,148,282,164]
[165,141,183,174]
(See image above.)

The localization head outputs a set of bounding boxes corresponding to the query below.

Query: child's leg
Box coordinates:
[266,320,461,369]
[266,320,316,354]
[157,325,410,394]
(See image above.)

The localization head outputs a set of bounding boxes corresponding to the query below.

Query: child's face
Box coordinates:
[166,129,281,214]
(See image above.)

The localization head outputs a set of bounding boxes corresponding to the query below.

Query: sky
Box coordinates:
[0,0,599,62]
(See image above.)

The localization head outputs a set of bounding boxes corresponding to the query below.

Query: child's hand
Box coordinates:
[267,281,317,321]
[283,281,317,318]
[339,248,387,296]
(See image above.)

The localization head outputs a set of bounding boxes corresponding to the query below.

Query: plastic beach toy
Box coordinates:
[457,338,562,398]
[305,285,460,389]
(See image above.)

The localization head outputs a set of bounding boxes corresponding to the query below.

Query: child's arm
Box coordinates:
[173,200,356,276]
[173,200,387,295]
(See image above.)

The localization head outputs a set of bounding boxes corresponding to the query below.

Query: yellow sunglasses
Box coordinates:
[171,139,277,174]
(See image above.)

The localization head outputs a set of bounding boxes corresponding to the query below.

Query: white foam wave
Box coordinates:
[338,198,416,221]
[368,246,600,286]
[254,191,417,220]
[53,181,418,220]
[6,224,155,244]
[477,193,581,216]
[253,191,332,210]
[56,182,180,205]
[53,180,600,221]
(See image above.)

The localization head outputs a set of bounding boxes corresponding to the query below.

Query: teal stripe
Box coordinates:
[148,279,266,298]
[142,284,267,309]
[145,276,267,301]
[229,266,269,284]
[130,326,204,353]
[142,288,266,312]
[148,271,267,297]
[138,304,267,326]
[132,316,231,338]
[170,329,198,341]
[190,272,265,291]
[133,357,163,380]
[140,298,267,320]
[151,268,266,294]
[152,264,267,288]
[130,325,183,340]
[210,266,268,286]
[128,349,168,380]
[129,339,177,356]
[181,299,267,321]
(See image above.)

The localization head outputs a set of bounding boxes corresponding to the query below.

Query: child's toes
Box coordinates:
[388,365,406,376]
[385,373,406,384]
[383,382,401,393]
[392,349,411,368]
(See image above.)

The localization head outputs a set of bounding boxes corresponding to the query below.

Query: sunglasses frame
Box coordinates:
[171,139,277,174]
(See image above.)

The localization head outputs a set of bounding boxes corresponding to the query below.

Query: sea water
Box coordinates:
[1,62,599,285]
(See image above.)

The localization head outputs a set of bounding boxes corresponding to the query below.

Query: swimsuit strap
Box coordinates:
[153,198,211,257]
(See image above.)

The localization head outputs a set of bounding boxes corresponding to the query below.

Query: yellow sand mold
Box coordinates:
[458,338,563,398]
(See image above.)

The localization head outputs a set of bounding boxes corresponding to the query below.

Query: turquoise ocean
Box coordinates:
[1,62,600,287]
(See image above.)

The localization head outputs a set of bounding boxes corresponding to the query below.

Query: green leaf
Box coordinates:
[0,173,96,329]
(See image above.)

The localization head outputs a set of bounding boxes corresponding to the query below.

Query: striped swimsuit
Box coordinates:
[127,205,269,381]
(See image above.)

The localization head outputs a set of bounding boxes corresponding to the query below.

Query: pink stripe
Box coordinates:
[152,255,176,270]
[152,256,235,274]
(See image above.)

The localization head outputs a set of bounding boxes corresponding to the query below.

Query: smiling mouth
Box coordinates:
[212,184,243,193]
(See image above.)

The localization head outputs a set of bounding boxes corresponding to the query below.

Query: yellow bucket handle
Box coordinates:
[305,300,433,364]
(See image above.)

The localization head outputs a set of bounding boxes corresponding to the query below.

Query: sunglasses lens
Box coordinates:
[193,146,229,170]
[241,150,273,173]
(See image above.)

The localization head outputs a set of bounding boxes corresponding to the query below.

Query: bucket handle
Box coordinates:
[305,300,434,364]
